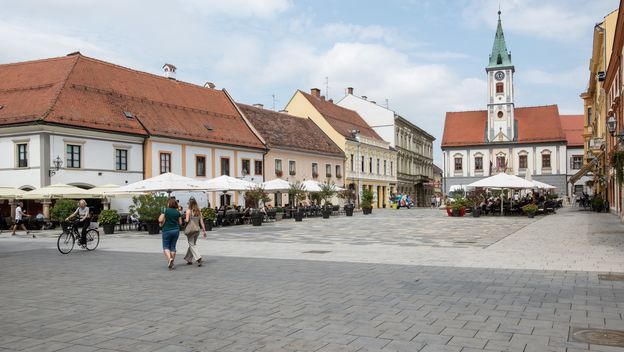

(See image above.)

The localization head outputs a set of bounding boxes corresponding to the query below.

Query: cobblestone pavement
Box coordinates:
[2,207,624,351]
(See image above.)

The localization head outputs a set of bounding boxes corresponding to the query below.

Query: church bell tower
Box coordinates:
[486,11,515,143]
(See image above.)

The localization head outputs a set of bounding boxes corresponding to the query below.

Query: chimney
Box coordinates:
[204,82,216,89]
[253,103,264,109]
[361,95,367,100]
[163,63,177,79]
[311,88,321,97]
[347,87,354,95]
[328,98,334,103]
[321,95,325,101]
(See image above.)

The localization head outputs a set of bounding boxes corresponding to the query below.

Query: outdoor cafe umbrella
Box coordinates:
[0,187,25,199]
[203,175,256,192]
[301,180,323,192]
[531,180,556,190]
[261,178,290,192]
[467,173,536,215]
[115,173,205,194]
[20,184,96,199]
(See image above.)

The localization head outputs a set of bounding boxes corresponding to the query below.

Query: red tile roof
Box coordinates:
[559,115,584,147]
[238,104,344,157]
[0,54,265,149]
[298,90,384,142]
[442,105,567,147]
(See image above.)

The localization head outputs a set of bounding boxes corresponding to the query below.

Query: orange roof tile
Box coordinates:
[559,114,584,147]
[238,104,343,157]
[442,105,567,147]
[0,54,265,149]
[299,90,384,142]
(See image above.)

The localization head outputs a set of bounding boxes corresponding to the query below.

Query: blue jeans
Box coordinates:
[162,229,179,252]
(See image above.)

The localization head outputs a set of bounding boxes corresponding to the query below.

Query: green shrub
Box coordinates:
[337,188,356,204]
[275,207,285,213]
[361,188,374,209]
[201,207,216,221]
[129,194,168,222]
[522,203,538,214]
[50,199,78,222]
[99,209,120,225]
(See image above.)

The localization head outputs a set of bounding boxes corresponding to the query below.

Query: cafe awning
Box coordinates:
[568,157,598,184]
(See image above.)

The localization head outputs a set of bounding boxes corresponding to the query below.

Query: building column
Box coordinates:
[101,198,111,210]
[42,200,52,220]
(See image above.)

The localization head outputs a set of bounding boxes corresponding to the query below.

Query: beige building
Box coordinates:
[285,89,397,208]
[238,103,344,206]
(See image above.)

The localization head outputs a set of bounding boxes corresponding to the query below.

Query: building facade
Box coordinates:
[442,12,571,193]
[561,115,592,198]
[337,89,435,206]
[237,103,345,206]
[0,53,267,215]
[285,89,397,208]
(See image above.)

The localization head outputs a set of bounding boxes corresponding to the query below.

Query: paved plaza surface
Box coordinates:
[2,207,624,351]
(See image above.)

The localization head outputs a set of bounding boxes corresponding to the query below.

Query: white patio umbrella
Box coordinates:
[531,180,556,190]
[331,184,345,192]
[116,173,205,194]
[20,184,96,199]
[301,180,323,192]
[467,173,536,215]
[203,175,256,192]
[0,187,25,199]
[262,178,291,192]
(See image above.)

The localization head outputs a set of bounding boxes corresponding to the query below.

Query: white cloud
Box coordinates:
[463,0,616,42]
[179,0,291,18]
[521,65,587,87]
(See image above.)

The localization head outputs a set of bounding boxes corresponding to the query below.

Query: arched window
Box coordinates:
[496,82,504,94]
[541,150,551,169]
[474,153,484,173]
[518,151,528,170]
[453,153,463,172]
[497,54,503,65]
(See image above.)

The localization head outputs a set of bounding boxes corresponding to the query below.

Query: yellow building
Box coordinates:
[285,89,397,208]
[577,9,618,203]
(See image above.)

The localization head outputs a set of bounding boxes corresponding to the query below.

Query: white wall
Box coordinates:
[0,134,41,188]
[337,94,395,146]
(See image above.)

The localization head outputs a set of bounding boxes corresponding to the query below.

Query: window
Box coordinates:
[326,164,331,177]
[454,157,462,172]
[115,149,128,171]
[241,159,250,176]
[377,159,380,174]
[496,155,506,170]
[390,161,393,175]
[361,156,364,172]
[312,163,318,178]
[159,152,171,174]
[254,160,262,175]
[587,107,592,126]
[519,155,528,169]
[196,156,206,177]
[289,160,296,176]
[220,157,230,176]
[369,157,372,173]
[496,82,504,94]
[275,159,282,174]
[571,155,583,170]
[17,143,28,168]
[475,156,483,171]
[350,154,354,172]
[336,165,342,178]
[542,153,551,169]
[67,144,82,169]
[384,160,387,175]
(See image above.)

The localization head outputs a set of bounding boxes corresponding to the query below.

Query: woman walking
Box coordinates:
[184,197,207,266]
[159,198,182,270]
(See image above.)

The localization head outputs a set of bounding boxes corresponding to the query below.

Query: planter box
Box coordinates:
[362,207,372,215]
[102,224,115,234]
[146,222,160,235]
[345,207,354,216]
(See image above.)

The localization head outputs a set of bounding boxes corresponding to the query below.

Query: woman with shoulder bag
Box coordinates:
[184,197,206,267]
[159,197,182,270]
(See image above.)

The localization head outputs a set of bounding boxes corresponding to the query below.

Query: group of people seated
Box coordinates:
[475,193,561,215]
[214,204,274,226]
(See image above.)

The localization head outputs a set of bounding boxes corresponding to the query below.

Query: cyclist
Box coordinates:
[65,199,91,245]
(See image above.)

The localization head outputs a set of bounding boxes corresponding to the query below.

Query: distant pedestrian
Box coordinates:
[431,195,436,208]
[11,202,33,238]
[184,197,206,267]
[159,197,182,270]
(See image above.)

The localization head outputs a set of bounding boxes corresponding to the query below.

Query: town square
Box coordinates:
[2,0,624,351]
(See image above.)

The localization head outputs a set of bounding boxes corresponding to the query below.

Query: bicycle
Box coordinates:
[57,221,100,254]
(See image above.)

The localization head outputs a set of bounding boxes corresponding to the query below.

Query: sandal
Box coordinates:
[168,258,174,270]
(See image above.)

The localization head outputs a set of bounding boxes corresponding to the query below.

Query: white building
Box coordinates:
[441,12,574,194]
[562,115,593,197]
[337,88,435,206]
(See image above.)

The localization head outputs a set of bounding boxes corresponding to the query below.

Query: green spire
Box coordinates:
[488,11,512,69]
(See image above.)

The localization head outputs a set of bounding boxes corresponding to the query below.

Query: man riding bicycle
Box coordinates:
[65,199,90,245]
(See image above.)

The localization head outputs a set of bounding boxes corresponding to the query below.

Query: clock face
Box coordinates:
[495,71,505,81]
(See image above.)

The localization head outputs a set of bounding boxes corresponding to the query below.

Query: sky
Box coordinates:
[1,0,617,164]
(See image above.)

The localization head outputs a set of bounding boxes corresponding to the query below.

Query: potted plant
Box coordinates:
[288,182,307,222]
[201,207,216,231]
[275,207,285,221]
[129,194,167,234]
[245,185,270,226]
[338,189,356,216]
[50,199,78,223]
[466,190,484,218]
[592,195,604,212]
[319,182,336,219]
[451,197,466,217]
[361,188,374,215]
[275,170,283,177]
[99,209,120,234]
[522,203,538,218]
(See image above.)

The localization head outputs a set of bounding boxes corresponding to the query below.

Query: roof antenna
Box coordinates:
[385,99,389,109]
[271,93,278,110]
[324,76,329,100]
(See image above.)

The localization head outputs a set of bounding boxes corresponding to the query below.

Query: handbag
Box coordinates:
[184,217,200,235]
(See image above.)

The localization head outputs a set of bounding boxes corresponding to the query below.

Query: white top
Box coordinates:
[76,206,90,219]
[15,206,23,221]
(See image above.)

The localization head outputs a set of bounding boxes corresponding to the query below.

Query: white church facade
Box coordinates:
[441,12,578,195]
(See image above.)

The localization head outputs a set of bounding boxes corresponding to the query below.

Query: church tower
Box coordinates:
[486,11,515,143]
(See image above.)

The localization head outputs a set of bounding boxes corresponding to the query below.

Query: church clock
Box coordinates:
[494,71,505,81]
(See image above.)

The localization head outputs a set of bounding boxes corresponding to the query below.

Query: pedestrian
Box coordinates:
[65,199,90,245]
[184,197,206,266]
[159,197,182,270]
[431,195,436,208]
[11,202,33,238]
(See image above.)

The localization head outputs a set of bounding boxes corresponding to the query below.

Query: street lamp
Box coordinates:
[49,156,63,177]
[607,115,624,144]
[351,129,361,208]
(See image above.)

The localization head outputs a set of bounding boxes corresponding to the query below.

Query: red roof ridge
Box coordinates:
[447,104,560,114]
[0,54,76,68]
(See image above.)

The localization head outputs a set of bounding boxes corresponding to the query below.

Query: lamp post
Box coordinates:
[351,129,361,208]
[49,156,63,177]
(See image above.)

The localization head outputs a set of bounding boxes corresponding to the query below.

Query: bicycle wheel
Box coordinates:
[57,231,75,254]
[84,229,100,251]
